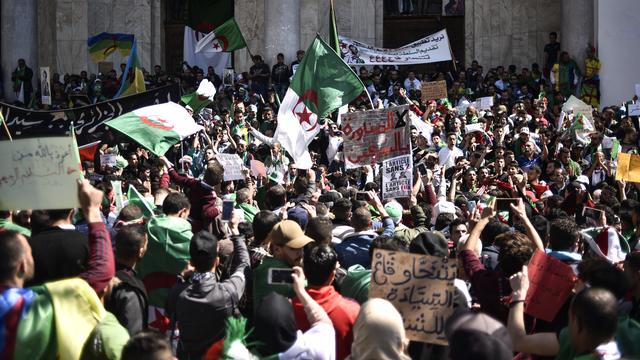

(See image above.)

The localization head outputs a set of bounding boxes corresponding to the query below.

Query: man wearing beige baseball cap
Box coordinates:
[253,220,315,313]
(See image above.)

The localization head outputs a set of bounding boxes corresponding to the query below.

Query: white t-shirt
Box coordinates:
[279,323,336,360]
[438,146,464,169]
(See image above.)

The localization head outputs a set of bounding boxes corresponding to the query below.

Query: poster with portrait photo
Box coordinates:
[443,0,464,16]
[40,67,51,105]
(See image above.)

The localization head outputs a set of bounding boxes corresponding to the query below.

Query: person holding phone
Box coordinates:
[252,220,314,313]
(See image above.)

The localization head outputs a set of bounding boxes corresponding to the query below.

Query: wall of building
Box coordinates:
[597,0,640,108]
[464,0,561,69]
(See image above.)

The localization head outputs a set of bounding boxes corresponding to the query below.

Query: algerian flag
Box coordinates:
[106,102,203,156]
[127,184,155,218]
[195,18,247,53]
[181,79,216,114]
[275,35,365,169]
[137,214,193,307]
[569,112,594,144]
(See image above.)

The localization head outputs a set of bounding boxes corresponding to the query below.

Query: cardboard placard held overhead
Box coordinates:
[215,154,245,181]
[0,137,83,210]
[524,250,577,322]
[421,80,448,102]
[342,105,411,168]
[369,249,456,345]
[615,152,640,183]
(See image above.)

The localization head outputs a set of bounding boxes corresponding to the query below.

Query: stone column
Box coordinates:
[561,0,594,72]
[264,0,300,66]
[1,0,38,102]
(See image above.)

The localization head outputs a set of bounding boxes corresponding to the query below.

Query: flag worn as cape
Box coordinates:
[106,102,203,156]
[137,215,193,308]
[195,18,247,53]
[114,40,146,98]
[87,32,134,62]
[274,35,365,169]
[186,0,233,33]
[181,79,216,114]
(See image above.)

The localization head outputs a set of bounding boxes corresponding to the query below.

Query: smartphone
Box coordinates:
[467,200,477,211]
[496,198,520,212]
[355,191,369,201]
[582,207,604,220]
[268,268,294,285]
[297,168,307,177]
[222,200,234,221]
[417,163,429,176]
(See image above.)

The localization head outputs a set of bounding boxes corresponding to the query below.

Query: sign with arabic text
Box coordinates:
[0,137,83,210]
[524,250,577,322]
[369,249,456,345]
[382,155,412,199]
[338,29,452,65]
[342,105,411,168]
[215,154,245,181]
[421,81,448,102]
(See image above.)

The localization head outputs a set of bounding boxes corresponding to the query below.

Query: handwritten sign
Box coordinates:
[100,154,117,168]
[477,96,494,110]
[369,249,456,345]
[421,80,448,102]
[628,103,640,116]
[524,250,577,322]
[382,155,412,199]
[215,154,244,181]
[0,137,82,210]
[342,105,411,169]
[615,152,640,183]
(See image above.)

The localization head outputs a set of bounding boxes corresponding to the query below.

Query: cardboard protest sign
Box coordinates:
[369,249,456,345]
[421,80,448,102]
[342,105,411,168]
[615,152,640,183]
[524,250,577,322]
[382,155,412,199]
[477,96,494,110]
[628,103,640,116]
[562,95,593,123]
[215,154,244,181]
[250,159,267,178]
[0,137,82,210]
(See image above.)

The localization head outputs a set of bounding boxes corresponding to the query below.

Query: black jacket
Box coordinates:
[166,235,250,359]
[105,264,148,335]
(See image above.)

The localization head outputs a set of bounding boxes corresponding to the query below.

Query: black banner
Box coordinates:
[0,84,180,145]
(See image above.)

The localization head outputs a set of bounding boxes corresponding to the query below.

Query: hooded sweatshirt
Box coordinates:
[293,286,360,360]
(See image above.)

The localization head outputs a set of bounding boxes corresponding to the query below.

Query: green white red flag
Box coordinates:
[195,18,246,53]
[274,35,365,168]
[181,79,216,114]
[106,102,203,156]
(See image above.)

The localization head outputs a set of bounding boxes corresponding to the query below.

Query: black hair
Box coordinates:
[369,235,409,259]
[162,192,191,215]
[252,211,279,246]
[47,208,74,222]
[570,288,618,345]
[305,217,333,245]
[497,231,534,277]
[549,218,580,251]
[115,224,147,261]
[265,185,287,211]
[189,231,218,273]
[121,329,173,360]
[577,258,629,300]
[0,231,23,282]
[303,245,338,286]
[480,219,511,246]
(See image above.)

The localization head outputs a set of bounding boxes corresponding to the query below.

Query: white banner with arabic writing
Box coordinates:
[338,29,452,65]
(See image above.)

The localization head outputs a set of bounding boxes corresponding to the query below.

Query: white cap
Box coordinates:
[576,175,590,186]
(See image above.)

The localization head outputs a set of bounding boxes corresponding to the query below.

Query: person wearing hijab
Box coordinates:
[253,266,335,359]
[347,298,411,360]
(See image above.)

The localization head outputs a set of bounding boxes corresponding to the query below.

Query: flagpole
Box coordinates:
[1,112,12,141]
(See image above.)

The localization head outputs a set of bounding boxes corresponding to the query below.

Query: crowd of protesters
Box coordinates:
[4,35,640,360]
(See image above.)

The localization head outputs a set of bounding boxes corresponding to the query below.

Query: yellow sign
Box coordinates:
[616,152,640,183]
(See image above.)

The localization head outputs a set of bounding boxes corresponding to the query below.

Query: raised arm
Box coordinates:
[462,199,495,252]
[77,179,115,297]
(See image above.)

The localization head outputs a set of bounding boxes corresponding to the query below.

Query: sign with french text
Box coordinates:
[369,249,456,345]
[342,105,411,168]
[524,250,577,322]
[338,30,452,65]
[0,137,82,210]
[382,155,412,199]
